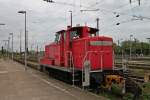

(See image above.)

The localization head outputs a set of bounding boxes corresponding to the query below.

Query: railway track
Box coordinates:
[13,57,144,99]
[116,62,150,70]
[14,58,148,84]
[124,71,145,83]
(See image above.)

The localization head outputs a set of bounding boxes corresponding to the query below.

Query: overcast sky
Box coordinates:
[0,0,150,51]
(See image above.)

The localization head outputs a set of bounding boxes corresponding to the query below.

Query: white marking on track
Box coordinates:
[0,70,22,74]
[72,85,102,98]
[0,71,8,74]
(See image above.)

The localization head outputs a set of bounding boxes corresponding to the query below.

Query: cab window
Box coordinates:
[55,34,60,43]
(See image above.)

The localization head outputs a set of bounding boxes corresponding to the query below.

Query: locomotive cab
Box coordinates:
[40,26,140,95]
[40,25,126,93]
[66,26,113,72]
[41,26,113,72]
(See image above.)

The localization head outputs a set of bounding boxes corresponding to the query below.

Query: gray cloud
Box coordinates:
[0,0,150,51]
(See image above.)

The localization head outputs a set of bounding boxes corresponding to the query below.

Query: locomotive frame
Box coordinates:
[40,25,125,92]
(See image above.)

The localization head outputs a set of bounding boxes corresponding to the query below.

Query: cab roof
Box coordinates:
[69,26,99,33]
[56,26,98,34]
[56,30,65,34]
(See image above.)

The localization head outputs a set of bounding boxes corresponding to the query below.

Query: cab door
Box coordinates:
[60,33,65,66]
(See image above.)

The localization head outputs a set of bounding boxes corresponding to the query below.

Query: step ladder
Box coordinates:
[72,70,80,86]
[82,60,90,88]
[66,51,79,86]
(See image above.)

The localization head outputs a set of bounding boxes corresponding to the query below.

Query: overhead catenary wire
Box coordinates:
[101,17,150,35]
[43,0,89,8]
[39,0,149,34]
[72,0,142,29]
[42,0,142,24]
[14,0,150,50]
[43,0,146,26]
[93,0,150,28]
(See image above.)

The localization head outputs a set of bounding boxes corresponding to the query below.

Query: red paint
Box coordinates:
[40,26,113,71]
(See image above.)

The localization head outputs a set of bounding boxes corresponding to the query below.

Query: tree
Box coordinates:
[115,40,150,56]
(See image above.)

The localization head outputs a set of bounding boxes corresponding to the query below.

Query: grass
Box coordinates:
[98,84,124,100]
[99,82,150,100]
[141,82,150,100]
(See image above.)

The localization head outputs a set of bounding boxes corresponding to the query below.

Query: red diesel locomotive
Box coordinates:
[40,26,124,89]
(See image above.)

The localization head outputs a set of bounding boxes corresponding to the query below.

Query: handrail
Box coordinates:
[82,51,107,87]
[65,51,74,69]
[82,51,107,72]
[65,51,75,86]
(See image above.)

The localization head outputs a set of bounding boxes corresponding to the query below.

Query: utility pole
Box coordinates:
[118,40,120,46]
[129,0,132,4]
[24,12,27,70]
[37,45,39,55]
[129,0,141,6]
[69,11,73,27]
[140,41,143,56]
[138,0,141,6]
[3,40,8,57]
[1,46,4,55]
[20,31,22,55]
[146,38,150,56]
[26,30,28,54]
[134,38,137,57]
[8,37,10,59]
[4,42,7,56]
[130,35,133,60]
[18,10,27,71]
[9,33,13,60]
[96,18,99,36]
